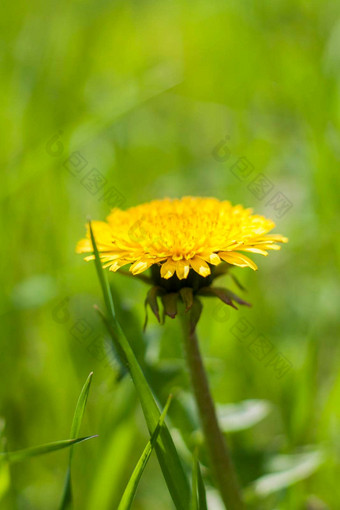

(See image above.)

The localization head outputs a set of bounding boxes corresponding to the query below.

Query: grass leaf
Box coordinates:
[190,451,207,510]
[89,220,116,318]
[118,394,172,510]
[190,452,198,510]
[0,436,97,465]
[69,372,93,460]
[197,462,208,510]
[89,221,191,510]
[59,371,94,510]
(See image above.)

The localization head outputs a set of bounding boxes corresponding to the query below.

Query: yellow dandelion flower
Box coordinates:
[76,197,287,281]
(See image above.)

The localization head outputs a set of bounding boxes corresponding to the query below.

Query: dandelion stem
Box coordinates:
[180,311,244,510]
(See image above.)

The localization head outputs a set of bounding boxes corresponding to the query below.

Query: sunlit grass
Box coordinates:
[1,0,340,508]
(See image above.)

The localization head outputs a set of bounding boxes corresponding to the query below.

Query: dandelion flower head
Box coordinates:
[77,197,288,280]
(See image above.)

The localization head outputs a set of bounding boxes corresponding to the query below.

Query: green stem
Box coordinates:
[180,312,244,510]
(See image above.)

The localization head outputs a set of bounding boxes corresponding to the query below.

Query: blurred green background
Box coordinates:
[1,0,340,508]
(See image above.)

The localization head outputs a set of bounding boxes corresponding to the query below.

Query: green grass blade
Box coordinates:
[0,436,97,464]
[0,460,10,503]
[190,453,198,510]
[69,372,93,460]
[95,307,191,510]
[59,371,94,510]
[0,420,10,503]
[89,221,191,510]
[190,451,207,510]
[197,462,208,510]
[60,467,72,510]
[118,395,172,510]
[89,222,128,368]
[89,220,116,318]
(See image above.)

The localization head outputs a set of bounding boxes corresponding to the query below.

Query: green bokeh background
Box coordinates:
[1,1,340,508]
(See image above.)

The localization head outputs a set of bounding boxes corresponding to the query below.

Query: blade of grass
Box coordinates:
[0,420,9,502]
[89,221,191,510]
[69,373,93,458]
[88,222,127,369]
[0,461,9,503]
[59,372,94,510]
[88,219,116,318]
[190,450,207,510]
[197,461,208,510]
[96,305,191,509]
[0,436,97,464]
[190,452,199,510]
[118,394,172,510]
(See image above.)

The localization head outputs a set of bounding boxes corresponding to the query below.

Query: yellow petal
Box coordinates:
[130,259,153,275]
[219,251,258,270]
[76,239,92,253]
[176,260,190,280]
[109,259,130,272]
[259,234,288,243]
[160,259,177,279]
[189,257,211,277]
[255,243,281,251]
[88,221,114,246]
[239,247,268,256]
[200,252,221,265]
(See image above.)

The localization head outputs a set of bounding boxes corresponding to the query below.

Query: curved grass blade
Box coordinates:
[96,305,191,509]
[0,436,96,465]
[0,420,9,503]
[88,221,127,370]
[190,452,198,510]
[190,450,207,510]
[118,395,172,510]
[59,372,94,510]
[89,222,191,510]
[197,461,208,510]
[0,460,9,503]
[88,220,116,319]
